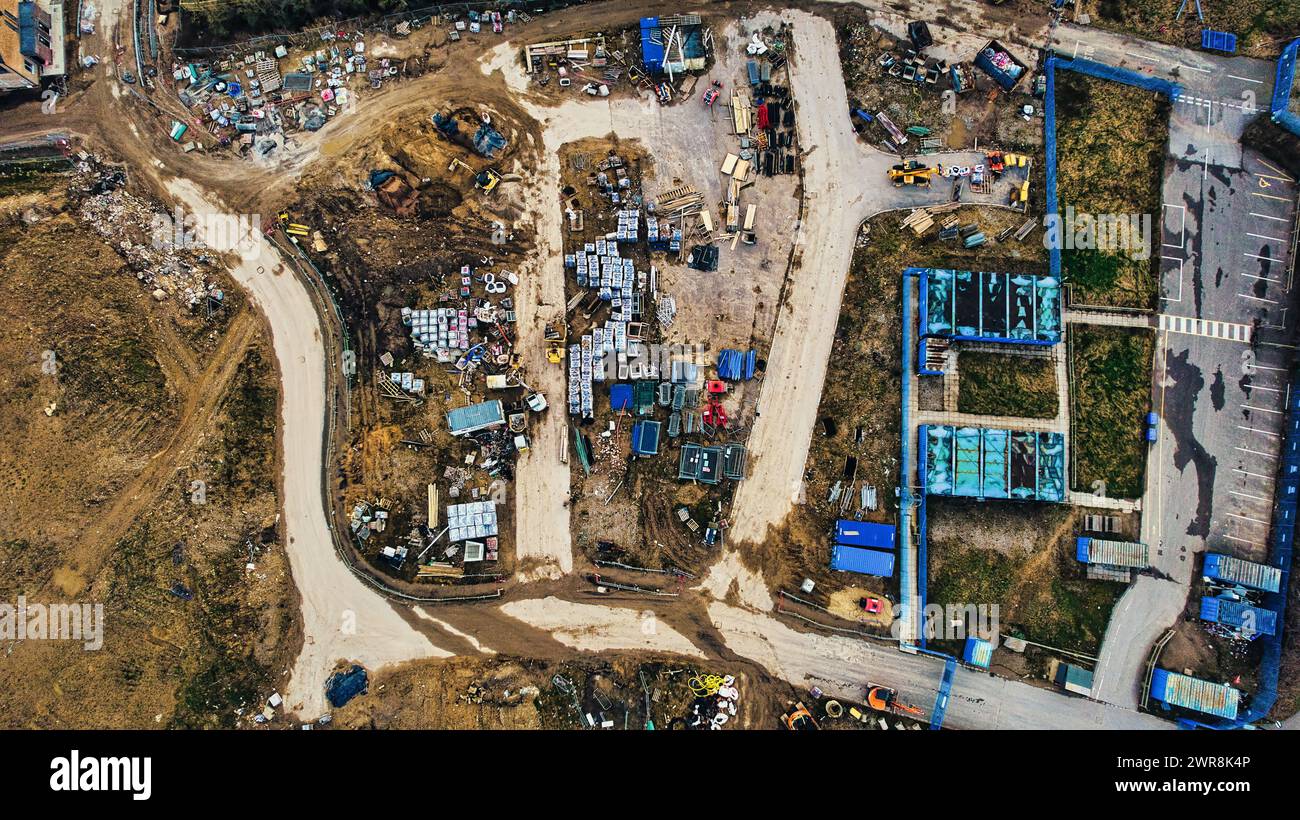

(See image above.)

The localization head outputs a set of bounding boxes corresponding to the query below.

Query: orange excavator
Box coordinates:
[866,684,924,716]
[781,702,819,730]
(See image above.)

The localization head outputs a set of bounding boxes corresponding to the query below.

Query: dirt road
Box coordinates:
[727,10,876,548]
[165,178,448,717]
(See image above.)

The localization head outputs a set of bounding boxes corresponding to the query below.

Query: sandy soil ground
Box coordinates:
[164,177,449,718]
[499,596,705,657]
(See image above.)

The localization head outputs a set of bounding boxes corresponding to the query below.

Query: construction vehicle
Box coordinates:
[448,157,473,175]
[545,318,567,363]
[475,168,502,194]
[866,684,925,716]
[780,702,819,730]
[888,160,935,188]
[702,79,722,107]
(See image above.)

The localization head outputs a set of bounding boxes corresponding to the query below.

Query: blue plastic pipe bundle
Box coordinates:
[717,349,757,381]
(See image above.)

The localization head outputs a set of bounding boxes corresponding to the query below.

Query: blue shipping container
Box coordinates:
[835,520,897,550]
[829,544,895,577]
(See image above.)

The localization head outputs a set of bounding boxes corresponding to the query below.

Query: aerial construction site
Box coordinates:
[1,0,1299,786]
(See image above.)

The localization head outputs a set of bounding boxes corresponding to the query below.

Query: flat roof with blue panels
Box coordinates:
[963,637,994,668]
[1150,669,1240,720]
[921,425,1065,502]
[1203,552,1282,593]
[834,520,897,550]
[829,545,896,577]
[447,400,505,436]
[1200,597,1278,637]
[915,268,1062,345]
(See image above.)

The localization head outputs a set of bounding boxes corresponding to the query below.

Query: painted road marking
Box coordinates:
[1229,74,1264,84]
[1242,404,1283,415]
[1230,490,1270,501]
[1252,191,1290,201]
[1227,512,1270,525]
[1250,212,1290,222]
[1237,426,1280,438]
[1223,534,1266,547]
[1157,314,1252,341]
[1244,253,1276,261]
[1236,446,1278,459]
[1256,158,1296,181]
[1247,233,1287,242]
[1233,468,1273,479]
[1241,272,1278,282]
[1239,293,1279,304]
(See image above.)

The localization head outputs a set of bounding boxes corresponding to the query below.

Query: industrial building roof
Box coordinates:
[678,443,722,484]
[1150,669,1240,720]
[917,267,1062,345]
[834,520,897,550]
[922,424,1065,502]
[829,545,895,577]
[1075,537,1148,568]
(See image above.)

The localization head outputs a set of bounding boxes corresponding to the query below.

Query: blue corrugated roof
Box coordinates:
[829,545,895,577]
[1202,29,1238,53]
[446,400,504,435]
[834,520,897,550]
[1200,597,1278,636]
[1150,669,1240,719]
[640,17,666,71]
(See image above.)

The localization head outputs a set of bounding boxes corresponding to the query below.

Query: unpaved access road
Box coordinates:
[165,179,448,718]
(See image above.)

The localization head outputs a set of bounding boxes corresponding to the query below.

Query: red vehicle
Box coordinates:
[702,79,723,106]
[858,596,882,614]
[705,379,727,394]
[703,400,728,428]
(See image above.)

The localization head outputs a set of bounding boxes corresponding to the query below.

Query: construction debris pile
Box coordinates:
[680,673,740,730]
[71,157,219,306]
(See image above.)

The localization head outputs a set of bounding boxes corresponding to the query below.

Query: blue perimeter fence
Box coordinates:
[1272,38,1300,137]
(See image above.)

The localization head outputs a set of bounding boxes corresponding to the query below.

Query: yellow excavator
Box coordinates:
[888,160,936,188]
[545,317,567,364]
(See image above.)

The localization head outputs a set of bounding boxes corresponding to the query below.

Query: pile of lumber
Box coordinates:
[655,184,705,214]
[902,208,934,236]
[731,93,752,134]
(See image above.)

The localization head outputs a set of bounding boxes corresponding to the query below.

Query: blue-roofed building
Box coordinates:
[1202,552,1282,593]
[829,545,895,577]
[963,637,993,668]
[631,420,661,456]
[1149,669,1240,720]
[447,400,505,436]
[2,0,65,92]
[834,520,897,550]
[1200,597,1278,637]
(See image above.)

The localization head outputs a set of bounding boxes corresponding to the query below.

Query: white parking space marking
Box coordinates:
[1223,534,1266,547]
[1157,314,1252,341]
[1239,293,1279,304]
[1226,512,1271,525]
[1237,426,1280,438]
[1242,404,1283,415]
[1161,203,1186,249]
[1250,212,1290,222]
[1247,233,1287,242]
[1229,74,1263,84]
[1236,446,1278,458]
[1241,272,1278,282]
[1244,252,1276,261]
[1230,490,1269,502]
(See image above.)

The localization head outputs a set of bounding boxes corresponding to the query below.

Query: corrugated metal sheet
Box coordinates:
[446,400,504,436]
[829,545,895,577]
[1150,669,1240,720]
[1203,552,1282,592]
[1199,597,1278,636]
[1076,537,1148,568]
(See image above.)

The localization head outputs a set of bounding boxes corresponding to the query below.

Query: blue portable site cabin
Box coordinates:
[834,520,897,550]
[963,637,994,668]
[829,545,895,577]
[1149,669,1240,720]
[1200,597,1278,637]
[631,420,662,456]
[917,268,1062,345]
[921,424,1065,502]
[1203,552,1282,593]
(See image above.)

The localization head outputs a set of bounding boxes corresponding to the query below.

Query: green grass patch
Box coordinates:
[1055,72,1166,309]
[929,540,1123,656]
[1071,326,1154,499]
[958,351,1058,419]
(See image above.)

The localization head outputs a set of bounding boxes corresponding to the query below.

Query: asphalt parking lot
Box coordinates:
[1091,62,1298,706]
